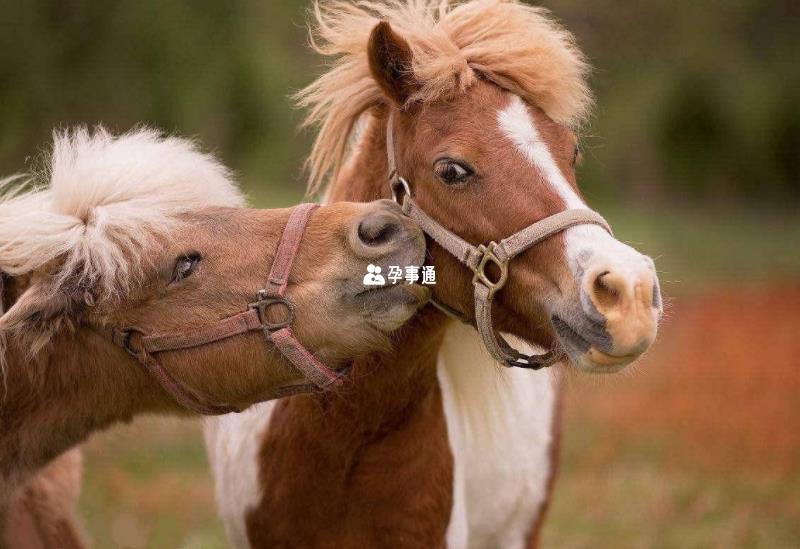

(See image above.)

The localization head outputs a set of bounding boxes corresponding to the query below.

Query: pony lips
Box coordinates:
[103,203,343,415]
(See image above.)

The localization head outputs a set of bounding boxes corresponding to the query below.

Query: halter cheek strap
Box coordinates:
[106,203,343,415]
[386,113,612,369]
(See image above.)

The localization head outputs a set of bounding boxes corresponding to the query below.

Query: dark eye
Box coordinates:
[171,253,202,284]
[434,159,474,185]
[572,144,582,166]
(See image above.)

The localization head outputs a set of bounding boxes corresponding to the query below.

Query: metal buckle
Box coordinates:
[390,177,411,204]
[472,242,508,298]
[250,290,295,331]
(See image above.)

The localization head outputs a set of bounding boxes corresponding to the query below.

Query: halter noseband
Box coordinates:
[104,203,343,415]
[386,113,612,369]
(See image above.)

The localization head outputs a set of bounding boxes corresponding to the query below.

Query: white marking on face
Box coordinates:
[498,96,585,211]
[496,95,649,278]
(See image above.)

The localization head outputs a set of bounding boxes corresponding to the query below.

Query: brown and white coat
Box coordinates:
[205,1,662,547]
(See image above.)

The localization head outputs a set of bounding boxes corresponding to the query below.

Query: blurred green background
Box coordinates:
[2,1,798,547]
[2,1,797,208]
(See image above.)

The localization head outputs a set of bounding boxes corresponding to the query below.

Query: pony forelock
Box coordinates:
[297,0,593,192]
[0,126,245,309]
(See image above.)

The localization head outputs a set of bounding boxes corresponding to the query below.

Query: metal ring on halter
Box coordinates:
[117,326,147,358]
[509,356,549,370]
[249,292,296,332]
[391,177,411,204]
[471,242,509,299]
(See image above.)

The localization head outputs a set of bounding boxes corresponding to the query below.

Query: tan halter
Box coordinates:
[386,113,612,369]
[104,203,343,415]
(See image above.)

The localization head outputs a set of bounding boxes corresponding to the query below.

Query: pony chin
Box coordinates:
[363,284,431,332]
[566,348,632,374]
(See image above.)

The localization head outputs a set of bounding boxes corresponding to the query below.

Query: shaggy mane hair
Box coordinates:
[0,127,244,369]
[297,0,592,192]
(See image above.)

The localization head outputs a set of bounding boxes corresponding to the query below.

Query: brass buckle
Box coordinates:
[472,242,508,298]
[250,290,295,332]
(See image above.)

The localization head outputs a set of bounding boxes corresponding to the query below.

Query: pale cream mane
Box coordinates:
[0,127,244,370]
[297,0,592,192]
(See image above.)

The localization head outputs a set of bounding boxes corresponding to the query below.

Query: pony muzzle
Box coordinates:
[558,258,662,372]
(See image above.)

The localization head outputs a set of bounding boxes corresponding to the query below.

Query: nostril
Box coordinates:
[591,271,621,312]
[358,212,401,247]
[652,277,663,311]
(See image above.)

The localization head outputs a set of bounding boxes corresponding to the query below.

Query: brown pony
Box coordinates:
[208,1,662,547]
[0,127,428,548]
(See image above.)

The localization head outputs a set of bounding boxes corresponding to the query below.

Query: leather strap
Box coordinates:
[270,327,341,389]
[386,112,612,369]
[104,203,342,415]
[131,334,238,415]
[258,203,342,389]
[137,309,263,353]
[263,204,315,297]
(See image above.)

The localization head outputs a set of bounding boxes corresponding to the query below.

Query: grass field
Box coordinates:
[77,205,800,548]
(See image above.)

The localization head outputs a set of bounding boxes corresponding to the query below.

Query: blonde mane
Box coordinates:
[297,0,592,192]
[0,127,244,367]
[0,127,244,298]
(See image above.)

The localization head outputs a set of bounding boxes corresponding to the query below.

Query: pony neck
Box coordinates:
[322,111,450,420]
[0,284,174,487]
[326,112,391,203]
[241,115,454,545]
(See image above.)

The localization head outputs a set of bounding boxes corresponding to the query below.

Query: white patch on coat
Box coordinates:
[439,322,556,549]
[203,401,277,549]
[497,95,644,277]
[201,147,382,547]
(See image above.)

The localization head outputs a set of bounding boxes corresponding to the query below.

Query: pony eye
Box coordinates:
[171,253,202,284]
[572,144,582,166]
[434,159,474,185]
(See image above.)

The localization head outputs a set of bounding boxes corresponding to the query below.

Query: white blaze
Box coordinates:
[497,94,645,277]
[497,95,585,210]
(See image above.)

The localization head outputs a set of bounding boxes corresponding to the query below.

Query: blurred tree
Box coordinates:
[0,0,797,207]
[551,0,800,204]
[0,0,316,206]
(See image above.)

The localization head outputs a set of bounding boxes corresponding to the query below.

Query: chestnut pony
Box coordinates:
[207,1,663,547]
[0,128,428,548]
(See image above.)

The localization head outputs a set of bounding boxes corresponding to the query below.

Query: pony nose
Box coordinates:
[358,211,401,247]
[581,259,661,357]
[351,200,421,259]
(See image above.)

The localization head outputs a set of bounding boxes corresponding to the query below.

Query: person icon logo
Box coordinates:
[363,264,386,286]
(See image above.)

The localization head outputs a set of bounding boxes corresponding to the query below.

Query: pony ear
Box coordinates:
[368,21,417,106]
[0,281,72,333]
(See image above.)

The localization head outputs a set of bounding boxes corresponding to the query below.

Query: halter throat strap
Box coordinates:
[386,112,612,369]
[106,203,342,416]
